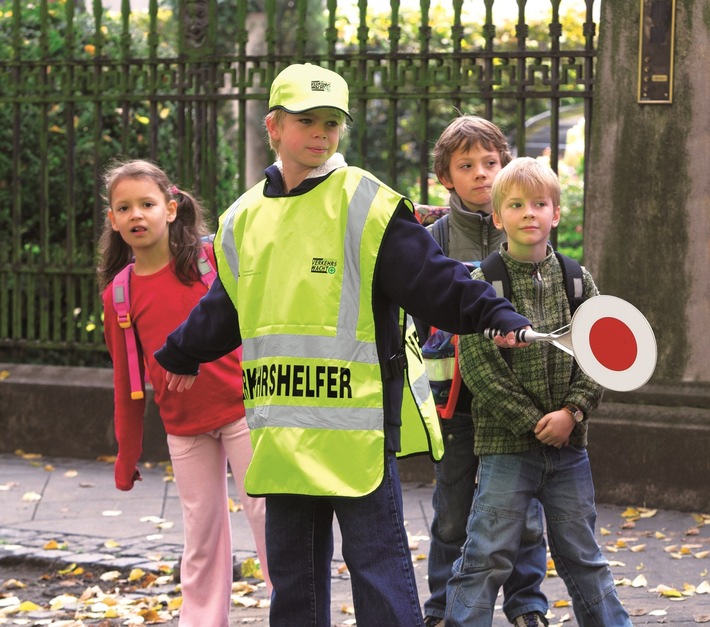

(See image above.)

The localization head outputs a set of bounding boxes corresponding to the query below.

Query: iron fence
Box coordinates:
[0,0,598,366]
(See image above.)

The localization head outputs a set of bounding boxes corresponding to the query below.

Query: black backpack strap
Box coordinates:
[479,251,514,367]
[429,214,449,257]
[554,251,584,315]
[480,251,584,369]
[481,250,584,314]
[479,251,509,299]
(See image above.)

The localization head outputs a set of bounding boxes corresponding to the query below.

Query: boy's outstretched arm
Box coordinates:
[378,204,531,337]
[155,275,241,379]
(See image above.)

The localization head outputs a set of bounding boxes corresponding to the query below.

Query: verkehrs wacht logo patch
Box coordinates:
[311,80,331,92]
[311,258,337,274]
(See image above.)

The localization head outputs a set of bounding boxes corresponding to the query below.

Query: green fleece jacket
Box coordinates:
[459,244,604,456]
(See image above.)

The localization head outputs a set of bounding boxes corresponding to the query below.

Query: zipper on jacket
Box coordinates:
[532,264,544,320]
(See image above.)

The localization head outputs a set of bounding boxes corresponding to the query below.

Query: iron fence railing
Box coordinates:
[0,0,598,366]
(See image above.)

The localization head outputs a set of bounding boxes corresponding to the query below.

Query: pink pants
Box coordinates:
[167,418,270,627]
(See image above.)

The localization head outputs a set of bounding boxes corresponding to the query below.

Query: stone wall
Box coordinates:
[2,364,709,511]
[0,363,168,461]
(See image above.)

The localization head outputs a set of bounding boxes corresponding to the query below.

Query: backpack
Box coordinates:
[421,327,461,418]
[422,214,583,417]
[480,250,584,316]
[480,249,584,367]
[421,214,471,419]
[112,246,216,400]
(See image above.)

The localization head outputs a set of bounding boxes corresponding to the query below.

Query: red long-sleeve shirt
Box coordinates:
[103,247,245,443]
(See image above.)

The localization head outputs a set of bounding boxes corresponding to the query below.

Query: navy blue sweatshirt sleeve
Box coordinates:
[378,205,530,335]
[154,201,530,379]
[153,275,240,375]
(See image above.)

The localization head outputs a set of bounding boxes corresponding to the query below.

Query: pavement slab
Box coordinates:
[1,453,709,625]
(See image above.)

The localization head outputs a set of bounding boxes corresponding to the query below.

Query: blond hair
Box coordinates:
[491,157,561,219]
[263,108,348,156]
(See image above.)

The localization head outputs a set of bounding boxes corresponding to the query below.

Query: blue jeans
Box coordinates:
[446,446,632,627]
[265,452,424,627]
[424,412,548,622]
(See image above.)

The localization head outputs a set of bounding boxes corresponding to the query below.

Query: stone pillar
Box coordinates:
[584,0,710,510]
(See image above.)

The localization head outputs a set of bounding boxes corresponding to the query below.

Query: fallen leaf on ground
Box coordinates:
[655,584,684,598]
[128,568,145,582]
[696,581,710,594]
[622,507,640,519]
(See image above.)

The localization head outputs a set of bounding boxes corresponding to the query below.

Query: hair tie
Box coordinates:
[169,185,180,196]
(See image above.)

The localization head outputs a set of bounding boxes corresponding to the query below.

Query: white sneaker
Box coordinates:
[512,612,548,627]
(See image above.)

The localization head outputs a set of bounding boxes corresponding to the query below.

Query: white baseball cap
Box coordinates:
[269,63,352,120]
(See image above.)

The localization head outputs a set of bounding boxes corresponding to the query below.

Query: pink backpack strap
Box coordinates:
[112,246,215,401]
[196,245,216,287]
[112,263,145,401]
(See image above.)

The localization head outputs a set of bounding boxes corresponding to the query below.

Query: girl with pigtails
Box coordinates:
[97,159,270,627]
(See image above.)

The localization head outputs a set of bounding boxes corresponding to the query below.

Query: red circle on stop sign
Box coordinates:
[589,317,638,371]
[570,295,657,392]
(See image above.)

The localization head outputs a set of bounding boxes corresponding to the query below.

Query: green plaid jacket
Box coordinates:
[459,244,604,456]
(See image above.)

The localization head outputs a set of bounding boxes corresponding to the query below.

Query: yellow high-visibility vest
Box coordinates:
[215,166,443,497]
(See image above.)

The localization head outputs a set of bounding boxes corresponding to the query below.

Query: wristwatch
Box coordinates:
[563,404,584,423]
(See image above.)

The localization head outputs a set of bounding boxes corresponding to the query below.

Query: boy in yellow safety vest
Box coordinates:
[155,63,531,627]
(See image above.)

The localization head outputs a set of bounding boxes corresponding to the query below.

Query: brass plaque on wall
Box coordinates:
[638,0,676,103]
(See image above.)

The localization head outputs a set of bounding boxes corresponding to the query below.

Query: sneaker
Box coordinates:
[424,616,445,627]
[512,612,548,627]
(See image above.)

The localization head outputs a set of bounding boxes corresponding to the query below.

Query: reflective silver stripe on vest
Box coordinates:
[405,314,431,408]
[219,197,242,281]
[240,174,387,432]
[249,405,384,431]
[338,175,380,341]
[242,334,377,364]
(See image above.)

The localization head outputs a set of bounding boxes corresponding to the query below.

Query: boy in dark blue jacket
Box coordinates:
[155,63,530,627]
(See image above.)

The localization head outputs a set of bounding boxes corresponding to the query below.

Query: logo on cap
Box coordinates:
[311,80,331,93]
